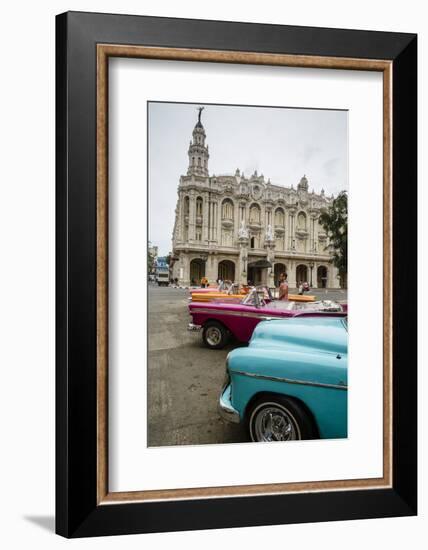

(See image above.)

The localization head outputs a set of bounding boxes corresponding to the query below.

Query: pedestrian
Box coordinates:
[278,272,289,301]
[298,281,304,295]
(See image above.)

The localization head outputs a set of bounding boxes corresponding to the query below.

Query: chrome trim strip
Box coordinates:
[190,307,345,321]
[190,308,274,320]
[232,370,348,390]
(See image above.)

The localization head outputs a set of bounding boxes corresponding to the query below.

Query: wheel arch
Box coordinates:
[244,391,320,439]
[202,317,233,334]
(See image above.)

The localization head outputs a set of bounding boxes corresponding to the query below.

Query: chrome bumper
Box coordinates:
[218,384,240,424]
[187,322,202,332]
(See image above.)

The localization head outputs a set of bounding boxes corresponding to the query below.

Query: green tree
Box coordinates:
[319,190,348,288]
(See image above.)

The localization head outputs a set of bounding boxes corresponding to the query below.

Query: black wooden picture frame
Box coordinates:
[56,11,417,538]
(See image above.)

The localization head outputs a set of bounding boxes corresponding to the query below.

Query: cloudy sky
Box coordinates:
[148,102,348,256]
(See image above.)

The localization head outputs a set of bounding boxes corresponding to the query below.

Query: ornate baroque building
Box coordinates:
[171,109,340,289]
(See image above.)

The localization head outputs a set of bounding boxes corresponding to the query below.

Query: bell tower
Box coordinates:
[187,106,209,177]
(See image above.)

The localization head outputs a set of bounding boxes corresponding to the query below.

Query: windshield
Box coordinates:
[241,289,263,307]
[227,283,240,295]
[217,280,229,292]
[241,290,256,306]
[291,300,343,312]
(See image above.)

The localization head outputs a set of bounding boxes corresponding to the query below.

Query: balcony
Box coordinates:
[295,228,309,239]
[221,217,234,229]
[248,220,261,231]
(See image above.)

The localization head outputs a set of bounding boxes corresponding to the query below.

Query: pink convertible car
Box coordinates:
[188,288,347,349]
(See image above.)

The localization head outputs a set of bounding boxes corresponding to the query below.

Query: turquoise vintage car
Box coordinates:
[219,316,348,442]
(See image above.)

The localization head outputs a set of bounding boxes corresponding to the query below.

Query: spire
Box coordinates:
[187,107,209,176]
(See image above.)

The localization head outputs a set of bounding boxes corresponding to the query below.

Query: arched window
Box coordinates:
[190,259,205,284]
[297,212,307,229]
[250,236,255,249]
[296,264,308,284]
[221,199,234,220]
[196,197,203,217]
[249,204,261,223]
[275,208,285,226]
[184,196,190,215]
[274,263,287,285]
[218,260,235,282]
[198,157,201,166]
[317,265,328,288]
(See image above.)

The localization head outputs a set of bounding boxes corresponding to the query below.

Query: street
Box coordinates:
[147,284,347,447]
[147,285,248,446]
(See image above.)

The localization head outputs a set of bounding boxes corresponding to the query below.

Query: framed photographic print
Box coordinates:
[56,11,417,537]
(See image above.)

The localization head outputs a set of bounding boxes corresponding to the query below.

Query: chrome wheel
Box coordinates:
[205,326,222,347]
[250,402,301,442]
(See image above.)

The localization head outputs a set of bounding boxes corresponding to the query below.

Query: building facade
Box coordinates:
[171,109,341,289]
[148,244,158,261]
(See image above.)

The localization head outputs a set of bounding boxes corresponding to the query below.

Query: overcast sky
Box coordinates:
[149,102,348,256]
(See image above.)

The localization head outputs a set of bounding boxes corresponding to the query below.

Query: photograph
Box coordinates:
[148,101,349,447]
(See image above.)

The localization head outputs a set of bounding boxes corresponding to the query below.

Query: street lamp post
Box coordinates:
[309,261,314,287]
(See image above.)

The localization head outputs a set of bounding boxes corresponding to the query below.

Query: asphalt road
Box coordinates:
[147,285,248,447]
[147,284,348,447]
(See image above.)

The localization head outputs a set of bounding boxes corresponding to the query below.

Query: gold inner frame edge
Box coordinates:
[96,44,393,504]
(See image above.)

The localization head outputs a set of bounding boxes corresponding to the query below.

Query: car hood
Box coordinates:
[249,317,347,356]
[227,317,348,388]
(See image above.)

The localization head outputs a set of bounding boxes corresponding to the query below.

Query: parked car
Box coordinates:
[190,282,251,303]
[219,316,348,441]
[189,280,232,294]
[188,287,346,349]
[192,283,316,304]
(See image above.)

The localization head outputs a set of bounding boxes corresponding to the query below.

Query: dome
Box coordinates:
[298,174,309,190]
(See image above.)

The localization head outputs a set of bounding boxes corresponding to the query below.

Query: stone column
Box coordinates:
[176,191,182,242]
[312,262,318,289]
[182,255,190,286]
[208,201,213,241]
[210,201,216,242]
[202,193,209,243]
[331,265,341,289]
[182,193,189,242]
[233,200,239,247]
[288,208,297,250]
[264,207,272,236]
[288,259,297,289]
[206,254,218,284]
[217,200,222,244]
[189,193,196,242]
